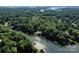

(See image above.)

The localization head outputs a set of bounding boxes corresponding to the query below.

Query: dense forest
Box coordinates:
[0,6,79,53]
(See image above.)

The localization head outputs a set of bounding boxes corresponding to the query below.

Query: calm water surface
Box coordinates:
[27,35,79,53]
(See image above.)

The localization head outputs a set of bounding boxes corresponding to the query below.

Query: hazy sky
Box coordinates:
[0,0,79,6]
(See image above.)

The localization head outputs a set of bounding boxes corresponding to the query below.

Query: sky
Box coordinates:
[0,0,79,6]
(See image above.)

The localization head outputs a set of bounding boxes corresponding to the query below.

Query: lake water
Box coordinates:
[27,35,79,53]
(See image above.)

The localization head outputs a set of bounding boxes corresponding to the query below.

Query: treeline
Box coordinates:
[0,7,79,49]
[0,24,39,53]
